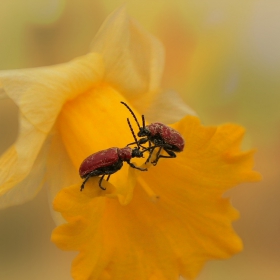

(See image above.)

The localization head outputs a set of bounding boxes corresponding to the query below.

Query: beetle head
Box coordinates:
[138,126,150,137]
[131,147,144,158]
[137,114,150,137]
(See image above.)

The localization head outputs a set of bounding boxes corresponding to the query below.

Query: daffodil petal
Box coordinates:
[0,115,47,207]
[170,116,261,185]
[0,53,104,133]
[134,115,261,278]
[52,115,261,280]
[91,7,164,111]
[52,181,112,280]
[46,125,80,224]
[0,143,47,208]
[106,167,137,206]
[0,53,104,206]
[144,89,197,124]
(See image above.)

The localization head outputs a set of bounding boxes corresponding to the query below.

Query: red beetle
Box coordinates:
[79,146,147,191]
[121,102,185,165]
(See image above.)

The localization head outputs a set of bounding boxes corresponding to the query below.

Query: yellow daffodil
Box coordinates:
[0,7,261,280]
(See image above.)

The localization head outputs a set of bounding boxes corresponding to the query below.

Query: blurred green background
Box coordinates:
[0,0,279,279]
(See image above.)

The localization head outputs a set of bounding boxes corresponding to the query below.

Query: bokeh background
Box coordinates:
[0,0,279,279]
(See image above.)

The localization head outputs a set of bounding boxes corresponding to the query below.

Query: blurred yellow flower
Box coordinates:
[0,6,261,280]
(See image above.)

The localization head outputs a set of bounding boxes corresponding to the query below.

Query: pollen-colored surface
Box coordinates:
[52,115,261,280]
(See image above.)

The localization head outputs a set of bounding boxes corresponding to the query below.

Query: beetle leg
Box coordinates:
[141,146,155,153]
[144,145,157,164]
[127,142,146,150]
[127,161,147,171]
[139,137,149,145]
[126,141,147,150]
[152,148,176,165]
[151,146,163,165]
[126,141,137,146]
[98,174,106,190]
[127,137,148,145]
[106,174,111,181]
[163,148,176,158]
[80,174,92,191]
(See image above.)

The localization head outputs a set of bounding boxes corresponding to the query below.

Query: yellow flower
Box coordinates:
[0,7,261,280]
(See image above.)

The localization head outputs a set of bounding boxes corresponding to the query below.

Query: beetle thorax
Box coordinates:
[118,147,132,161]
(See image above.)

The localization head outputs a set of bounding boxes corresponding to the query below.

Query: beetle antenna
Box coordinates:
[127,118,140,149]
[121,101,141,130]
[142,115,146,128]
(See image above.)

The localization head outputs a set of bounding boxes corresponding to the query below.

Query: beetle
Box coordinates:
[79,119,148,191]
[79,146,147,191]
[120,101,185,165]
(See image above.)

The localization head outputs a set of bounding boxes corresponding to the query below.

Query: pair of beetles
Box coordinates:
[79,102,185,191]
